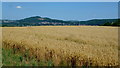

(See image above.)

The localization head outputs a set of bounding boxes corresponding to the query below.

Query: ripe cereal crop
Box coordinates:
[2,26,119,66]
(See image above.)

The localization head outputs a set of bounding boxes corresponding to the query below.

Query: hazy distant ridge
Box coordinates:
[1,16,118,27]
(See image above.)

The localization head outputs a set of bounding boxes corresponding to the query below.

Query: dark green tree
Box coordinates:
[112,19,120,26]
[102,22,111,26]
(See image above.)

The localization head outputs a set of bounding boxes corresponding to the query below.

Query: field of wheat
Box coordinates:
[2,26,119,66]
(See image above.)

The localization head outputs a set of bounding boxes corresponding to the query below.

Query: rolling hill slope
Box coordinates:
[1,16,118,27]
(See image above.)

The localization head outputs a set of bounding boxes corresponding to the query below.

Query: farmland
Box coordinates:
[2,26,119,66]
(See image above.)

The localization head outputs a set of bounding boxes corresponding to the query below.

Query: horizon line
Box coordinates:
[1,16,118,21]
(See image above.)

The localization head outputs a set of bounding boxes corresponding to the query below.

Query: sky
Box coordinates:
[2,2,118,21]
[2,0,120,2]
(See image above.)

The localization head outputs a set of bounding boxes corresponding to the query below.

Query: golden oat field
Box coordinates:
[2,26,119,66]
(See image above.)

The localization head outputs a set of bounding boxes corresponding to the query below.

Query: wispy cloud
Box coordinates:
[16,6,22,9]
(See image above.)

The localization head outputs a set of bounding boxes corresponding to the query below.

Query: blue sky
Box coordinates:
[2,2,118,21]
[2,0,120,2]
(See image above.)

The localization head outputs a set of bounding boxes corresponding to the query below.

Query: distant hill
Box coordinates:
[1,16,119,27]
[80,19,117,25]
[102,19,120,26]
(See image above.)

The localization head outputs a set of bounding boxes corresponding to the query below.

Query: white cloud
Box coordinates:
[16,6,22,9]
